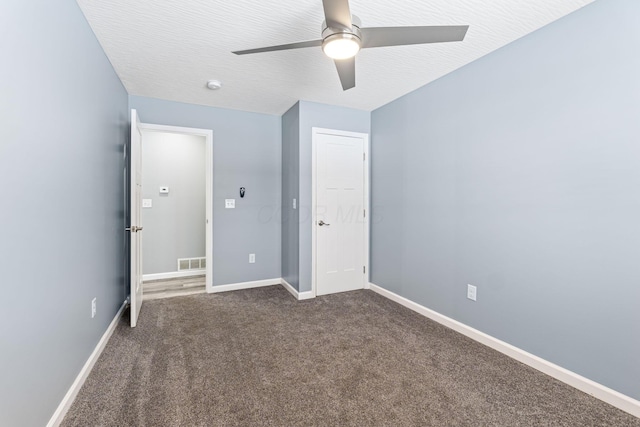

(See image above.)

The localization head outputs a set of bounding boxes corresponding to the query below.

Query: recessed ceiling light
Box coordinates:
[206,80,222,90]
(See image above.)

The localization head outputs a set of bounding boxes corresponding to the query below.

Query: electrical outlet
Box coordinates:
[249,253,255,263]
[91,298,97,318]
[225,199,235,209]
[467,284,477,301]
[293,198,297,209]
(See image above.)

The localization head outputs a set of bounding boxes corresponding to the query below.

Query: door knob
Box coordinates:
[318,220,330,226]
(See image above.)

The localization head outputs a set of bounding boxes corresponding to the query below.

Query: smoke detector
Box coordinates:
[206,80,222,90]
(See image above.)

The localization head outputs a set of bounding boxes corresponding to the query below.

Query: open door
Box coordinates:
[129,109,144,327]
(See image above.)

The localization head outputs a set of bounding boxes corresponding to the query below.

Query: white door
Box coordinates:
[315,130,367,296]
[129,109,144,327]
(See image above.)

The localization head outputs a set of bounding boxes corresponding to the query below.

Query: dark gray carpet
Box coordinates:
[62,286,639,426]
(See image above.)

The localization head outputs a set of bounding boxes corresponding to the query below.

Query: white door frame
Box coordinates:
[311,127,370,297]
[138,122,214,293]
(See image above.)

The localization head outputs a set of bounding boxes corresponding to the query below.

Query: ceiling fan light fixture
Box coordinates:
[322,33,361,60]
[232,1,469,91]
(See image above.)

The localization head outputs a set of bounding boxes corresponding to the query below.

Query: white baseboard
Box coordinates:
[297,290,315,300]
[280,278,316,301]
[209,278,281,294]
[47,301,127,427]
[368,283,640,418]
[280,278,298,299]
[143,270,205,281]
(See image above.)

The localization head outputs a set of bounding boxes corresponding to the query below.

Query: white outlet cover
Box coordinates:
[91,298,97,318]
[249,253,255,263]
[293,198,297,209]
[225,199,235,209]
[467,284,477,301]
[142,199,153,208]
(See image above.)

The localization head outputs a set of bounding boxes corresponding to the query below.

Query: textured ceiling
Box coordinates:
[77,0,594,115]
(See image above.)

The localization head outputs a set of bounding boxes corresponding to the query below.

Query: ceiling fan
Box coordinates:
[232,0,469,91]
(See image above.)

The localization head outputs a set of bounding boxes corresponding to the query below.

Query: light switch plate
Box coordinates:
[142,199,153,208]
[225,199,235,209]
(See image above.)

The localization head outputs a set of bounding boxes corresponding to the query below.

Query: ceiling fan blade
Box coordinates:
[361,25,469,49]
[334,57,355,91]
[322,0,352,30]
[233,39,322,55]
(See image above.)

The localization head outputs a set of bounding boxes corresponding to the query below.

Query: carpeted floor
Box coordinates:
[62,286,639,426]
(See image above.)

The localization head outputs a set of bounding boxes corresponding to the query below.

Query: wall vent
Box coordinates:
[177,257,206,271]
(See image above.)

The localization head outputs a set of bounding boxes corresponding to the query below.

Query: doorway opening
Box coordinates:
[140,130,208,300]
[129,110,213,326]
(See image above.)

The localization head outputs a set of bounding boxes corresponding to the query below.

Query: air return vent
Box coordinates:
[177,257,206,271]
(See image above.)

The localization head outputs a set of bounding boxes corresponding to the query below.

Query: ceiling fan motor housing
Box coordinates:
[321,14,362,40]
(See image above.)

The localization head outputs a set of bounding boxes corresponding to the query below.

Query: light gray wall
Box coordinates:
[371,0,640,399]
[282,103,300,289]
[129,96,282,285]
[142,132,206,274]
[298,101,371,292]
[0,1,128,426]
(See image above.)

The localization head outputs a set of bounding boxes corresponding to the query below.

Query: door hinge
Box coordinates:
[363,266,366,274]
[363,152,366,161]
[363,209,366,218]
